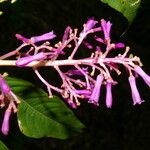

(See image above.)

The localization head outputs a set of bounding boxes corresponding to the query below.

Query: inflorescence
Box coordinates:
[0,18,149,135]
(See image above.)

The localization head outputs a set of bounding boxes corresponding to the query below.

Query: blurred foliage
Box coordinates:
[0,140,9,150]
[0,0,149,150]
[100,0,141,24]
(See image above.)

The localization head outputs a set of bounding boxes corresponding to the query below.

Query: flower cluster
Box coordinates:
[0,18,149,112]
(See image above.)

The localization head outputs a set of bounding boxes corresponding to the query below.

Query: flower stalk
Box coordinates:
[0,18,149,112]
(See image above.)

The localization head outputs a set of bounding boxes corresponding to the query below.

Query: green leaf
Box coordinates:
[100,0,141,24]
[6,77,84,139]
[0,140,9,150]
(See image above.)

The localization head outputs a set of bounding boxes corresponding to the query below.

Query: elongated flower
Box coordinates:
[105,81,113,108]
[73,89,91,96]
[62,26,71,42]
[1,109,12,135]
[66,68,88,76]
[134,66,150,87]
[112,43,125,49]
[31,31,56,43]
[0,76,19,135]
[128,76,144,105]
[88,74,104,106]
[83,18,97,33]
[101,19,112,40]
[0,75,11,94]
[65,99,77,109]
[94,36,104,43]
[15,34,30,43]
[16,52,47,67]
[0,75,20,106]
[83,41,93,49]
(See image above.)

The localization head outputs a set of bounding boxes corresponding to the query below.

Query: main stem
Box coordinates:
[0,57,135,67]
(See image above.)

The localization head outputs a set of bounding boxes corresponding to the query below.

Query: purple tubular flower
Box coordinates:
[74,90,91,95]
[101,19,112,40]
[88,74,104,106]
[95,36,104,43]
[83,41,93,49]
[16,52,47,67]
[106,82,112,108]
[0,75,11,94]
[65,99,77,109]
[134,66,150,87]
[114,43,125,49]
[31,31,56,43]
[92,27,102,32]
[15,34,30,43]
[1,109,12,135]
[128,76,144,105]
[62,26,71,42]
[66,68,88,76]
[83,18,97,33]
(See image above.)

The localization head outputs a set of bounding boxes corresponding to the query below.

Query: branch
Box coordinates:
[0,57,138,67]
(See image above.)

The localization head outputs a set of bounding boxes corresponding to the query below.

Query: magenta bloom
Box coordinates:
[31,31,56,43]
[88,74,104,106]
[62,26,71,42]
[101,19,112,40]
[16,52,47,67]
[83,41,93,49]
[66,68,88,76]
[65,99,77,109]
[134,66,150,87]
[128,76,144,105]
[74,89,91,95]
[94,36,104,43]
[15,34,30,43]
[0,75,19,106]
[1,109,12,135]
[83,18,97,33]
[114,43,125,49]
[0,75,11,94]
[105,81,113,108]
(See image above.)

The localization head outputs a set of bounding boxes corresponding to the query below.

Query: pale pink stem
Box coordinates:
[33,68,62,94]
[0,43,28,60]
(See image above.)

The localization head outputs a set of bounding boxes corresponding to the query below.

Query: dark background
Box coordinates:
[0,0,150,149]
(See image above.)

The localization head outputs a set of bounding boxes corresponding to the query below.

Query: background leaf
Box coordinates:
[100,0,141,24]
[6,77,84,139]
[0,140,9,150]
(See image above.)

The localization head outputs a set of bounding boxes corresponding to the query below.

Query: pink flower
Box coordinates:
[66,68,88,76]
[15,34,30,43]
[128,76,144,105]
[0,75,20,107]
[31,31,56,43]
[112,43,125,49]
[74,90,91,95]
[65,99,77,109]
[62,26,71,42]
[88,74,104,106]
[101,19,112,40]
[1,109,12,135]
[0,75,11,94]
[134,66,150,87]
[105,81,113,108]
[83,41,93,49]
[16,52,47,67]
[83,18,97,33]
